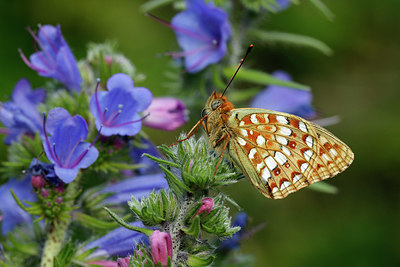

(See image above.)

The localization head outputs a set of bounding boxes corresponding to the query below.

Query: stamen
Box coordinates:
[110,113,150,128]
[19,49,49,73]
[94,78,105,121]
[165,44,214,58]
[52,143,62,166]
[27,26,57,66]
[37,24,59,54]
[63,138,83,167]
[42,113,61,165]
[187,49,214,72]
[69,127,102,169]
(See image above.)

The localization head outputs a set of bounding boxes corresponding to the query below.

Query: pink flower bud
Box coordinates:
[31,175,45,189]
[56,197,63,204]
[117,257,130,267]
[41,188,49,198]
[143,97,188,131]
[195,198,213,216]
[150,230,173,267]
[54,184,65,194]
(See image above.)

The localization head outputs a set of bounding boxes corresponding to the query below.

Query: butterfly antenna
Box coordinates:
[221,44,253,97]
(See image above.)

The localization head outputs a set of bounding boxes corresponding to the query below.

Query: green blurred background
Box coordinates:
[0,0,399,266]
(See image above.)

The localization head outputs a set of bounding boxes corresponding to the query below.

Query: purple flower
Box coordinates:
[150,230,173,267]
[19,25,82,92]
[130,138,161,175]
[0,79,45,144]
[100,173,168,205]
[90,74,152,136]
[218,212,248,252]
[250,71,316,119]
[143,97,188,131]
[164,0,231,73]
[85,221,148,258]
[0,177,36,235]
[42,108,99,183]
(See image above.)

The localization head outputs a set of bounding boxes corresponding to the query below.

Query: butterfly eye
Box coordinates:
[211,99,223,110]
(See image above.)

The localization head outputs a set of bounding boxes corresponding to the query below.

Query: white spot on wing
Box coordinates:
[293,174,302,183]
[280,181,291,190]
[279,127,292,136]
[299,121,308,132]
[263,114,269,122]
[304,149,313,161]
[329,149,338,157]
[265,156,278,170]
[261,168,271,184]
[240,129,248,137]
[238,137,246,146]
[256,162,265,172]
[276,136,288,145]
[300,162,309,173]
[240,121,245,126]
[281,146,291,156]
[277,115,289,124]
[306,136,313,148]
[272,187,279,194]
[274,151,288,165]
[248,148,257,159]
[322,153,330,161]
[250,114,258,124]
[256,135,266,146]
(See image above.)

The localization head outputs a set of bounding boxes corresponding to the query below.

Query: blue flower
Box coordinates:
[85,221,148,258]
[0,79,45,144]
[168,0,231,73]
[19,25,82,92]
[0,177,36,235]
[130,139,161,175]
[218,212,248,252]
[42,108,99,183]
[100,173,168,205]
[250,71,316,119]
[90,74,152,136]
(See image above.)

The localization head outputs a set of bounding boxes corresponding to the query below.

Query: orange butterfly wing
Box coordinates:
[226,108,354,199]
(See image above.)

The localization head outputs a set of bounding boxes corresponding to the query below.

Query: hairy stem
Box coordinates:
[170,195,194,266]
[40,175,81,267]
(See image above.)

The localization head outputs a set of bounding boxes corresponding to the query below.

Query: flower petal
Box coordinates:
[107,73,134,91]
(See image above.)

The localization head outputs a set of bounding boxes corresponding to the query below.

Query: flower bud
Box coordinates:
[195,198,213,216]
[150,230,173,267]
[117,257,130,267]
[31,175,45,189]
[144,97,188,131]
[41,188,49,198]
[56,197,63,204]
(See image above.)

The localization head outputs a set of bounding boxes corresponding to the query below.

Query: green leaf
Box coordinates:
[182,215,201,237]
[222,67,310,90]
[104,207,154,236]
[54,241,78,267]
[309,0,335,21]
[74,212,119,230]
[144,153,180,168]
[187,253,215,267]
[249,30,333,56]
[141,0,174,12]
[307,181,338,194]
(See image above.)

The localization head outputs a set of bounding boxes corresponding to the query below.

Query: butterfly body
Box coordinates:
[203,91,354,199]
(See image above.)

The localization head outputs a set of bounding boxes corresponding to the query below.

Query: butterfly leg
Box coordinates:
[169,115,208,147]
[213,134,230,176]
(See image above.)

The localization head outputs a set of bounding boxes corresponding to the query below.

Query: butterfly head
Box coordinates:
[203,91,235,116]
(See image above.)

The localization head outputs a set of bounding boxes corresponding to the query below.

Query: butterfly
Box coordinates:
[178,45,354,199]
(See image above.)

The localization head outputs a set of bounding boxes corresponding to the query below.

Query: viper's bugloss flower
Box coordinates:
[42,108,99,183]
[130,138,161,174]
[90,74,152,136]
[19,25,82,92]
[87,257,129,267]
[218,212,248,252]
[0,79,45,144]
[85,221,148,258]
[0,177,36,235]
[100,173,168,204]
[250,71,316,119]
[143,97,188,131]
[165,0,231,73]
[150,230,173,267]
[195,197,214,216]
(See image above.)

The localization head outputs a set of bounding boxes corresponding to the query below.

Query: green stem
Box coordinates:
[40,174,81,267]
[170,195,195,266]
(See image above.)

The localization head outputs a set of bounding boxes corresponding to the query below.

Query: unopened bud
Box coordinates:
[41,188,49,198]
[31,175,45,189]
[56,197,63,204]
[195,198,213,216]
[117,256,130,267]
[150,230,173,267]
